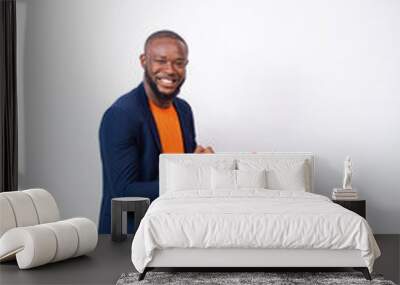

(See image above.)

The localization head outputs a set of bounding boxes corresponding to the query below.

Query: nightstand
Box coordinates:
[111,197,150,242]
[332,199,366,219]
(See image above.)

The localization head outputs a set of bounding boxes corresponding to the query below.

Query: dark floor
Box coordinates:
[0,234,398,285]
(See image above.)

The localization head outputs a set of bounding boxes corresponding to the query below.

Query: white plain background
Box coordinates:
[16,0,400,233]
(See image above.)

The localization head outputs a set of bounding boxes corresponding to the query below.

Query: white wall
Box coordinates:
[17,0,400,233]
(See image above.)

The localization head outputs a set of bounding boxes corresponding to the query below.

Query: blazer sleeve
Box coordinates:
[99,106,159,200]
[188,105,198,153]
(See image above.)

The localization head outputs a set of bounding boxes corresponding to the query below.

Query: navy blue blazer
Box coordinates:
[98,83,197,233]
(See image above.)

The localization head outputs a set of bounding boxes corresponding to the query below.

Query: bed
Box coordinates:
[131,153,380,280]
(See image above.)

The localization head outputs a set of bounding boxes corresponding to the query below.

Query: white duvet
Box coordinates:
[131,190,380,273]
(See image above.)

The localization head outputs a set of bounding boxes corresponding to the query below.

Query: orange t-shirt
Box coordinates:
[148,98,185,153]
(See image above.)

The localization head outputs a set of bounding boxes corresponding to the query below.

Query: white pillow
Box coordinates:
[236,169,267,189]
[167,163,210,191]
[237,159,308,191]
[211,168,236,190]
[211,168,268,190]
[166,159,235,192]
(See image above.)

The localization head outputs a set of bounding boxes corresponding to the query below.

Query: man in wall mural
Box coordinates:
[98,30,213,233]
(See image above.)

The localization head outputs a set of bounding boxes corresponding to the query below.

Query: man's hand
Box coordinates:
[203,146,214,153]
[194,145,215,154]
[194,145,205,153]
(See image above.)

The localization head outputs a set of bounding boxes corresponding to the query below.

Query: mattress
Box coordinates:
[131,190,380,273]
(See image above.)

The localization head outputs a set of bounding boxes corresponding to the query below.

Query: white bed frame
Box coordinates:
[141,153,370,280]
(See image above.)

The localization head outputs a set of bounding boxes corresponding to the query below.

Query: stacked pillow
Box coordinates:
[237,158,310,192]
[165,159,235,192]
[211,168,267,190]
[165,158,310,193]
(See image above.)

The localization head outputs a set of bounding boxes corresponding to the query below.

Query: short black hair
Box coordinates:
[144,30,188,53]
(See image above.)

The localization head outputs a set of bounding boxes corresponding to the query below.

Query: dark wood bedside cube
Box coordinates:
[111,197,150,242]
[332,199,366,219]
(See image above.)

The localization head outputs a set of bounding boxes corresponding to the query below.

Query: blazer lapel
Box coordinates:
[137,83,162,152]
[173,100,191,153]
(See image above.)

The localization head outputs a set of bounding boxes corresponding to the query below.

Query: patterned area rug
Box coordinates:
[116,271,396,285]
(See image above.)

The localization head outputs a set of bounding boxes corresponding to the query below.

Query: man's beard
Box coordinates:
[144,69,185,104]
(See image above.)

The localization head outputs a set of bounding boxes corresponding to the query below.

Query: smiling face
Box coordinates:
[140,37,188,106]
